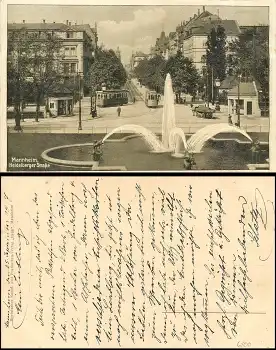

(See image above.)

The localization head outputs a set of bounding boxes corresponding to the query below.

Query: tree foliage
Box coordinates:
[8,29,64,125]
[227,27,269,96]
[85,48,127,91]
[205,26,227,103]
[206,26,227,81]
[134,55,166,93]
[165,51,200,99]
[134,52,200,99]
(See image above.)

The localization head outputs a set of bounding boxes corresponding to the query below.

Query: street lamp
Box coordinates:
[90,50,98,118]
[237,74,242,127]
[77,70,82,130]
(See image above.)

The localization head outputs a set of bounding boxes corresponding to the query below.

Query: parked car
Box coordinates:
[195,105,215,119]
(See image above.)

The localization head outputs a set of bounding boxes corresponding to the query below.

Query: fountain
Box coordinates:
[102,125,167,152]
[162,73,176,149]
[102,74,178,153]
[41,73,259,170]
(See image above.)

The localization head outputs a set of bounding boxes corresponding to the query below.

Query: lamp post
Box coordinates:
[78,71,82,131]
[214,78,221,109]
[237,74,242,127]
[90,50,98,118]
[211,67,214,104]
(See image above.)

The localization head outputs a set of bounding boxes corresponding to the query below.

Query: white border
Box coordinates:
[1,0,275,172]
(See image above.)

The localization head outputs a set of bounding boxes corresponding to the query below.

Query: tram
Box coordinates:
[145,90,159,108]
[96,89,129,107]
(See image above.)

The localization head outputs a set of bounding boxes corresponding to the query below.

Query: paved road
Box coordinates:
[8,99,269,134]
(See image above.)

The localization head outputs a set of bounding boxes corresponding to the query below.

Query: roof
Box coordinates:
[134,51,148,57]
[8,22,97,41]
[228,81,258,96]
[189,19,241,36]
[48,84,73,95]
[72,24,97,40]
[8,22,69,31]
[185,11,219,29]
[220,75,238,89]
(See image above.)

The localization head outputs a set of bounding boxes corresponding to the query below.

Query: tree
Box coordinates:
[165,51,200,103]
[85,48,127,92]
[227,27,269,102]
[26,31,64,121]
[8,29,64,126]
[7,29,32,130]
[134,55,166,93]
[206,25,227,103]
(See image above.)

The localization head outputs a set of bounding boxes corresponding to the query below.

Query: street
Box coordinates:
[7,98,269,134]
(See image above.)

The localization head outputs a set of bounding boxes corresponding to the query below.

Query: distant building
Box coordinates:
[130,51,149,70]
[154,30,169,59]
[165,7,241,73]
[8,19,98,95]
[168,31,178,57]
[115,46,121,61]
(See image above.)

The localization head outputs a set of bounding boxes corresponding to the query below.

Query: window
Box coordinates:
[65,47,70,56]
[50,102,54,108]
[70,47,76,56]
[63,63,70,74]
[70,63,76,73]
[66,31,74,39]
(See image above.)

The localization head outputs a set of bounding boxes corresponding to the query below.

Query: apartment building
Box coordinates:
[8,19,98,95]
[176,8,241,72]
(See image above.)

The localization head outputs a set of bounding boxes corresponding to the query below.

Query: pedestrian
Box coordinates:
[133,96,135,104]
[228,114,232,125]
[117,105,121,117]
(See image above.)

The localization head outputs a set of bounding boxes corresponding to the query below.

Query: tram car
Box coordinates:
[96,89,129,107]
[145,90,159,108]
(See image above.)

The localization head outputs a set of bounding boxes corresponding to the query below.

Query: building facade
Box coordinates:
[176,9,240,73]
[130,51,149,70]
[8,20,98,95]
[150,7,240,74]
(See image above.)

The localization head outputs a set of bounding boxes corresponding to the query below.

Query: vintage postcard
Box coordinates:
[0,0,275,172]
[1,175,275,348]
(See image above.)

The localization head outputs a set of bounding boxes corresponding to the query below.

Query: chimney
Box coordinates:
[69,21,71,26]
[23,20,25,23]
[42,19,45,23]
[203,6,206,12]
[66,20,69,25]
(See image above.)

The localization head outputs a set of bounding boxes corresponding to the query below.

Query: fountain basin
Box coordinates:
[41,143,99,168]
[39,133,269,171]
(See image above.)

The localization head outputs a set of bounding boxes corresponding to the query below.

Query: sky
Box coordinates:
[8,5,269,65]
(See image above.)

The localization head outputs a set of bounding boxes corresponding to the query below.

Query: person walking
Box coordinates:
[228,114,233,125]
[117,105,121,117]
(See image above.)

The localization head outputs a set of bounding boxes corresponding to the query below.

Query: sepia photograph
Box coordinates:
[4,3,271,171]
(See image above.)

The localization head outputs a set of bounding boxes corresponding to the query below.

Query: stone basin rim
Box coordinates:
[41,143,99,167]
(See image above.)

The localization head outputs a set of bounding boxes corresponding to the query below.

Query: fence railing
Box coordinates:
[8,124,270,135]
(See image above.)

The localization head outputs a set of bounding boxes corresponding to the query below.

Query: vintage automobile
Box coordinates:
[195,105,215,119]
